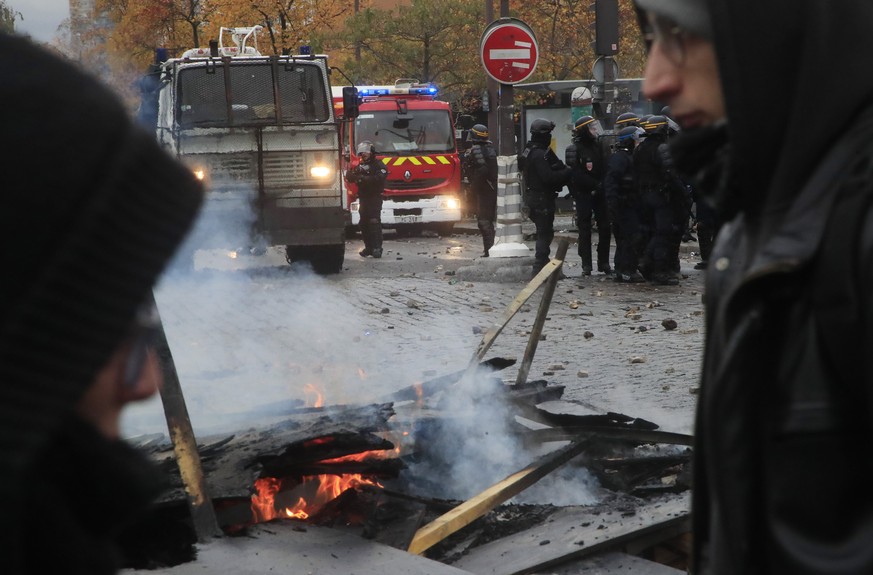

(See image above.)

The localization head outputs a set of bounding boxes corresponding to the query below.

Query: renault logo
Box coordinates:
[404,170,412,181]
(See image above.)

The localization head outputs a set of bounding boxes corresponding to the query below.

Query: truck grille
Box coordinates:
[187,151,314,191]
[213,155,255,181]
[262,152,307,188]
[386,178,446,191]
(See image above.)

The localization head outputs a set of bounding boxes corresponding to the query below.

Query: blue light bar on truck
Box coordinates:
[358,88,391,96]
[357,83,438,97]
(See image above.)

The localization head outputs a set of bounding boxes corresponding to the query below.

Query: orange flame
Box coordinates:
[303,383,324,408]
[250,449,391,523]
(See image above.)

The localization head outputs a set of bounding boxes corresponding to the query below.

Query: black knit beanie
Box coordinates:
[635,0,712,39]
[0,35,202,509]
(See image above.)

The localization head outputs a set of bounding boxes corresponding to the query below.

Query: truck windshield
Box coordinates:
[355,110,454,154]
[178,61,330,127]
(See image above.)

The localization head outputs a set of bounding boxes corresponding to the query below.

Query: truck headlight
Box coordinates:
[193,167,207,181]
[441,197,459,210]
[310,165,332,178]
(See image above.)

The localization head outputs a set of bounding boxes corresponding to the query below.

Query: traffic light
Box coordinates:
[589,0,619,56]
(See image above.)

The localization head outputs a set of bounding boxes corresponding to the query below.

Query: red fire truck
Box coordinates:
[332,81,462,235]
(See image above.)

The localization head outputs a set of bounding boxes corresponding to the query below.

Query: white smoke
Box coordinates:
[121,208,601,507]
[398,366,600,505]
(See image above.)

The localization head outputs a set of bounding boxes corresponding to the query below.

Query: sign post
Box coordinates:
[479,18,539,258]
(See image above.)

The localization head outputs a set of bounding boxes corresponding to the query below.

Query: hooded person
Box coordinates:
[0,35,203,573]
[636,0,873,573]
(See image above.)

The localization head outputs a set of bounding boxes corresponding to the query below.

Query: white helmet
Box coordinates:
[357,141,374,155]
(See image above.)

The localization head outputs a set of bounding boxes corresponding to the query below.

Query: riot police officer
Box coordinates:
[565,115,611,275]
[635,115,687,284]
[521,118,573,276]
[615,111,642,130]
[604,126,646,282]
[463,124,498,257]
[346,141,388,258]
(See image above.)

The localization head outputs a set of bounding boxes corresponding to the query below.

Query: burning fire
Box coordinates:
[250,451,386,523]
[303,383,324,407]
[249,383,401,524]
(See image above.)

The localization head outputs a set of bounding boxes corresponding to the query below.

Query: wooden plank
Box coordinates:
[153,402,398,503]
[153,292,222,542]
[451,493,690,575]
[407,439,592,555]
[468,255,567,367]
[515,238,569,385]
[522,426,694,447]
[378,357,516,403]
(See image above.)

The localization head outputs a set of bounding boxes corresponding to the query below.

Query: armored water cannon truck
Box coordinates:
[149,26,358,273]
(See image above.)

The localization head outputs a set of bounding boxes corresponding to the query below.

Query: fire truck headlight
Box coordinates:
[193,167,207,181]
[444,197,460,210]
[310,165,332,178]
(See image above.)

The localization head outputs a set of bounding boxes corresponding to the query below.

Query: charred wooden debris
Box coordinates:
[124,239,693,573]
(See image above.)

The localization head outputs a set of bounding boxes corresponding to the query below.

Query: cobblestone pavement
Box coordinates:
[123,219,705,439]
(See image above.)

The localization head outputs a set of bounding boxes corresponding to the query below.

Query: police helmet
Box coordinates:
[471,124,489,141]
[357,141,375,155]
[658,106,680,133]
[644,115,669,136]
[615,126,640,150]
[615,112,640,129]
[573,115,604,140]
[530,118,556,134]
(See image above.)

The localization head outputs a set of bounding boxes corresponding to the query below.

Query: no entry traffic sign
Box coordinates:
[480,18,539,85]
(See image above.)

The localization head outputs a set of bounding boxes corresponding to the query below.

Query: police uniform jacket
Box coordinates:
[523,142,571,209]
[347,157,387,199]
[603,149,635,208]
[565,138,604,199]
[466,141,498,196]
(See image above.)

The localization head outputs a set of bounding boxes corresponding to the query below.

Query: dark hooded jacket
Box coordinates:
[0,35,202,574]
[670,2,873,573]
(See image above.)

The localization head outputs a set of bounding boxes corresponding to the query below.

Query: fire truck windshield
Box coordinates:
[177,62,330,127]
[355,110,454,155]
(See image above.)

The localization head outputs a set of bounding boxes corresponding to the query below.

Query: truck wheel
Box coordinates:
[311,245,345,274]
[285,245,345,274]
